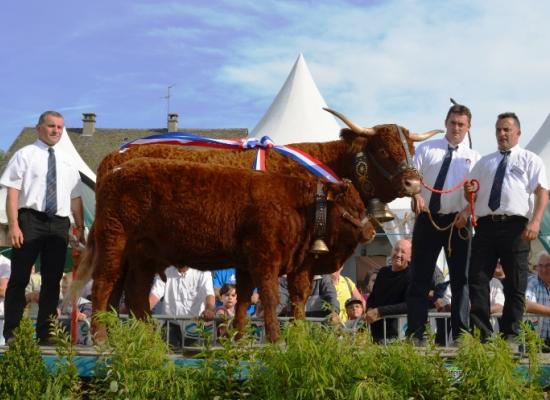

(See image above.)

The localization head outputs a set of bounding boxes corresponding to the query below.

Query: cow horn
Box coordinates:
[323,107,376,136]
[409,129,444,142]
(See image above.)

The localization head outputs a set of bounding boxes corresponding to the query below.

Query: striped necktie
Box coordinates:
[428,145,457,213]
[488,150,511,211]
[45,147,57,217]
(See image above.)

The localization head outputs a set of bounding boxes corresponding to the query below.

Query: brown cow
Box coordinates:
[97,108,442,204]
[73,158,374,342]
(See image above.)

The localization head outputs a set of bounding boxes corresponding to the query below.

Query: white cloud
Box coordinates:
[215,0,550,155]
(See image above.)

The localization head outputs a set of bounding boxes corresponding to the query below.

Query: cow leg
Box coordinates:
[254,268,281,342]
[122,240,159,320]
[233,268,253,339]
[124,260,157,320]
[287,269,313,320]
[91,226,127,344]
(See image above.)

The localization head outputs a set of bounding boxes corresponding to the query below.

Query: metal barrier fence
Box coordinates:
[0,312,547,349]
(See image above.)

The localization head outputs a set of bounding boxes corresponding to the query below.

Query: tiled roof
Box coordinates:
[1,127,248,174]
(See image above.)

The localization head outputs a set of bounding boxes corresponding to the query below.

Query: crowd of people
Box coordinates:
[0,106,548,350]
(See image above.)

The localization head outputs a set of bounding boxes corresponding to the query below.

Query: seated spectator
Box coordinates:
[216,283,237,338]
[332,267,364,322]
[343,298,366,330]
[277,274,339,320]
[25,265,41,319]
[216,283,237,319]
[0,254,11,345]
[363,269,379,303]
[435,266,504,340]
[525,251,550,351]
[58,273,92,320]
[58,273,92,344]
[149,265,215,349]
[212,268,258,315]
[366,239,411,342]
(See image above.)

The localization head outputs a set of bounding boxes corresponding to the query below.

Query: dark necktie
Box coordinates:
[429,145,457,213]
[488,151,511,211]
[45,147,57,217]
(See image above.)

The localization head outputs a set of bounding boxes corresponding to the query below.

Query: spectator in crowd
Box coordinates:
[58,273,92,321]
[466,112,548,344]
[407,101,480,344]
[525,251,550,350]
[216,283,237,319]
[0,111,85,345]
[331,266,364,321]
[58,273,92,344]
[435,265,504,341]
[343,298,366,330]
[363,269,379,303]
[149,265,215,349]
[25,265,41,319]
[0,254,11,345]
[277,274,339,321]
[494,259,506,282]
[212,268,258,315]
[367,239,412,342]
[215,283,237,338]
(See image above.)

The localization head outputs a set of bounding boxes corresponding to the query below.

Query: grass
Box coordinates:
[0,314,547,399]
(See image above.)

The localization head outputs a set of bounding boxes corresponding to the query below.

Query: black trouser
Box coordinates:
[469,216,529,340]
[3,209,69,342]
[406,212,470,340]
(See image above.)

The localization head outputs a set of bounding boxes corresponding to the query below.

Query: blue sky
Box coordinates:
[1,0,550,156]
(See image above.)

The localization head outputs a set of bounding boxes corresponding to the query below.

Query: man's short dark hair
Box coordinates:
[37,111,63,125]
[497,112,521,129]
[445,104,472,124]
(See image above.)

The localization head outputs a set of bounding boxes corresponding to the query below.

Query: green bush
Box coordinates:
[0,314,548,399]
[89,312,189,399]
[453,331,544,399]
[0,317,49,398]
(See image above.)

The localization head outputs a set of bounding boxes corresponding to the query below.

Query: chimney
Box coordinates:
[168,113,178,132]
[82,113,96,136]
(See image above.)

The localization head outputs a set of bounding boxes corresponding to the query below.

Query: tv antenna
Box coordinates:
[162,84,175,114]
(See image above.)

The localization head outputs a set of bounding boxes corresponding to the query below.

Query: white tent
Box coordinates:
[0,128,96,226]
[526,113,550,253]
[250,53,341,144]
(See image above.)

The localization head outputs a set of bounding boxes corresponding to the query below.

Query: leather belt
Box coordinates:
[477,215,528,224]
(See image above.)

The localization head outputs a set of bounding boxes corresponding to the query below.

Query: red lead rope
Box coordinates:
[420,178,480,227]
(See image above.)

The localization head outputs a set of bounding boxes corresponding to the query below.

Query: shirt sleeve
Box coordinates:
[200,271,215,297]
[528,154,549,192]
[0,150,26,190]
[150,274,166,300]
[525,280,537,302]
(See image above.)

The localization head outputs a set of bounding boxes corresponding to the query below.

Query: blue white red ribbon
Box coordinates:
[121,132,340,182]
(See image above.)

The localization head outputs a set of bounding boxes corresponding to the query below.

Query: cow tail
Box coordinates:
[64,225,98,309]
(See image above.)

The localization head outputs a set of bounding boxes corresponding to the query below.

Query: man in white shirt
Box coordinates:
[0,111,85,345]
[149,265,215,348]
[0,254,11,345]
[466,112,549,342]
[407,102,480,343]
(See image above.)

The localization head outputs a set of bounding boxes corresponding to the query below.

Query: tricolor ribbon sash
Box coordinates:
[121,132,340,182]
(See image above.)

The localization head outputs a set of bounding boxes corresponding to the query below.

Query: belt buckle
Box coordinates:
[491,214,506,222]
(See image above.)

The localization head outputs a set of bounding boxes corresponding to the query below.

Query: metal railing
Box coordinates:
[0,312,547,349]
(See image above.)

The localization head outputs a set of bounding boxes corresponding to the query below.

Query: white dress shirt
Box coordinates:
[0,139,82,217]
[150,266,214,318]
[0,255,11,316]
[469,145,548,218]
[414,137,480,214]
